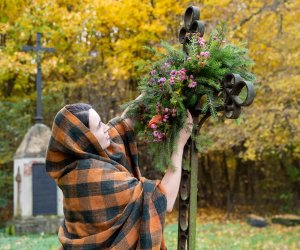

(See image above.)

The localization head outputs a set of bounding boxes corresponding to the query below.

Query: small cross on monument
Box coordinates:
[22,33,55,123]
[15,167,21,218]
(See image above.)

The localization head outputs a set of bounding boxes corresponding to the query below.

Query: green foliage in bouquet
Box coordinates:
[122,24,255,172]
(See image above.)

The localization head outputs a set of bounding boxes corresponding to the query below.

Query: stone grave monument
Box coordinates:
[7,33,63,235]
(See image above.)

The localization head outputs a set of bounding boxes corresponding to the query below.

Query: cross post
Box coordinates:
[22,33,55,123]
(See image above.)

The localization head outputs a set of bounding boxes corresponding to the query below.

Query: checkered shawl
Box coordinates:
[46,107,168,250]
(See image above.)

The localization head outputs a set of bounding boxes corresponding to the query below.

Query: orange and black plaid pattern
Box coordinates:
[46,107,168,250]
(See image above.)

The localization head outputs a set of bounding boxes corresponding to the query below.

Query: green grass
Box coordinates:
[0,221,299,250]
[171,221,300,250]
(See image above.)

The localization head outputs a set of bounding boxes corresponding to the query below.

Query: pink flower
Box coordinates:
[198,37,205,46]
[169,77,175,85]
[162,62,171,69]
[188,81,197,88]
[200,51,210,58]
[150,124,157,129]
[164,108,169,113]
[153,130,159,137]
[170,70,177,76]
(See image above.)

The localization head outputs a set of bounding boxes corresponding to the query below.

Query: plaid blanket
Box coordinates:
[46,107,168,250]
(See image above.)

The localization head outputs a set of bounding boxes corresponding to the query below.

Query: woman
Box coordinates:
[46,102,193,250]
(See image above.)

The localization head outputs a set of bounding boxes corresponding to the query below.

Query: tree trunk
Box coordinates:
[222,151,231,207]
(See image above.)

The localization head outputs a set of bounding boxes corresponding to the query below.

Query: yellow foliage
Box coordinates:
[0,0,300,161]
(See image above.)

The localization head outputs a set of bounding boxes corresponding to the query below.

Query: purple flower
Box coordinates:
[150,70,157,75]
[164,108,169,113]
[153,130,159,137]
[190,75,194,79]
[158,77,166,83]
[188,81,197,88]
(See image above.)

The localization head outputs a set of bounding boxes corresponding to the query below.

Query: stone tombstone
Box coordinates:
[13,123,63,219]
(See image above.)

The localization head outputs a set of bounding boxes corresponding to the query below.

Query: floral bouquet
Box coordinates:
[122,24,255,172]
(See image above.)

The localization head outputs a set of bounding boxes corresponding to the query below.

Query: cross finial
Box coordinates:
[22,33,55,123]
[178,6,205,54]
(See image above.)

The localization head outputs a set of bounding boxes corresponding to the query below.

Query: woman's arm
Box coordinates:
[160,110,193,213]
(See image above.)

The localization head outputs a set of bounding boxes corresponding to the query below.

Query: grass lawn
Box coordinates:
[1,220,299,250]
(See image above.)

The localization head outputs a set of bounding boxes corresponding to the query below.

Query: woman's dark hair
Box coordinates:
[65,103,92,128]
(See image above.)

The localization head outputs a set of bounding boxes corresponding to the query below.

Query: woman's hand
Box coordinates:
[177,110,193,148]
[121,93,144,119]
[121,93,145,128]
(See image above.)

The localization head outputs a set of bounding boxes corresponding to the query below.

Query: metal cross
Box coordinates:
[22,33,55,123]
[177,6,255,250]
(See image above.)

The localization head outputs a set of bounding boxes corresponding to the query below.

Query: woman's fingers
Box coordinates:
[186,110,193,130]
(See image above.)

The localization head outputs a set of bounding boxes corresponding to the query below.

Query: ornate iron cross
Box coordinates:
[22,33,55,123]
[177,6,255,250]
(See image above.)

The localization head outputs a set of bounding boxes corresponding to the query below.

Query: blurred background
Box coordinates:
[0,0,299,249]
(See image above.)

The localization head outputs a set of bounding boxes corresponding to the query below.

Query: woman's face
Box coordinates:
[88,109,111,149]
